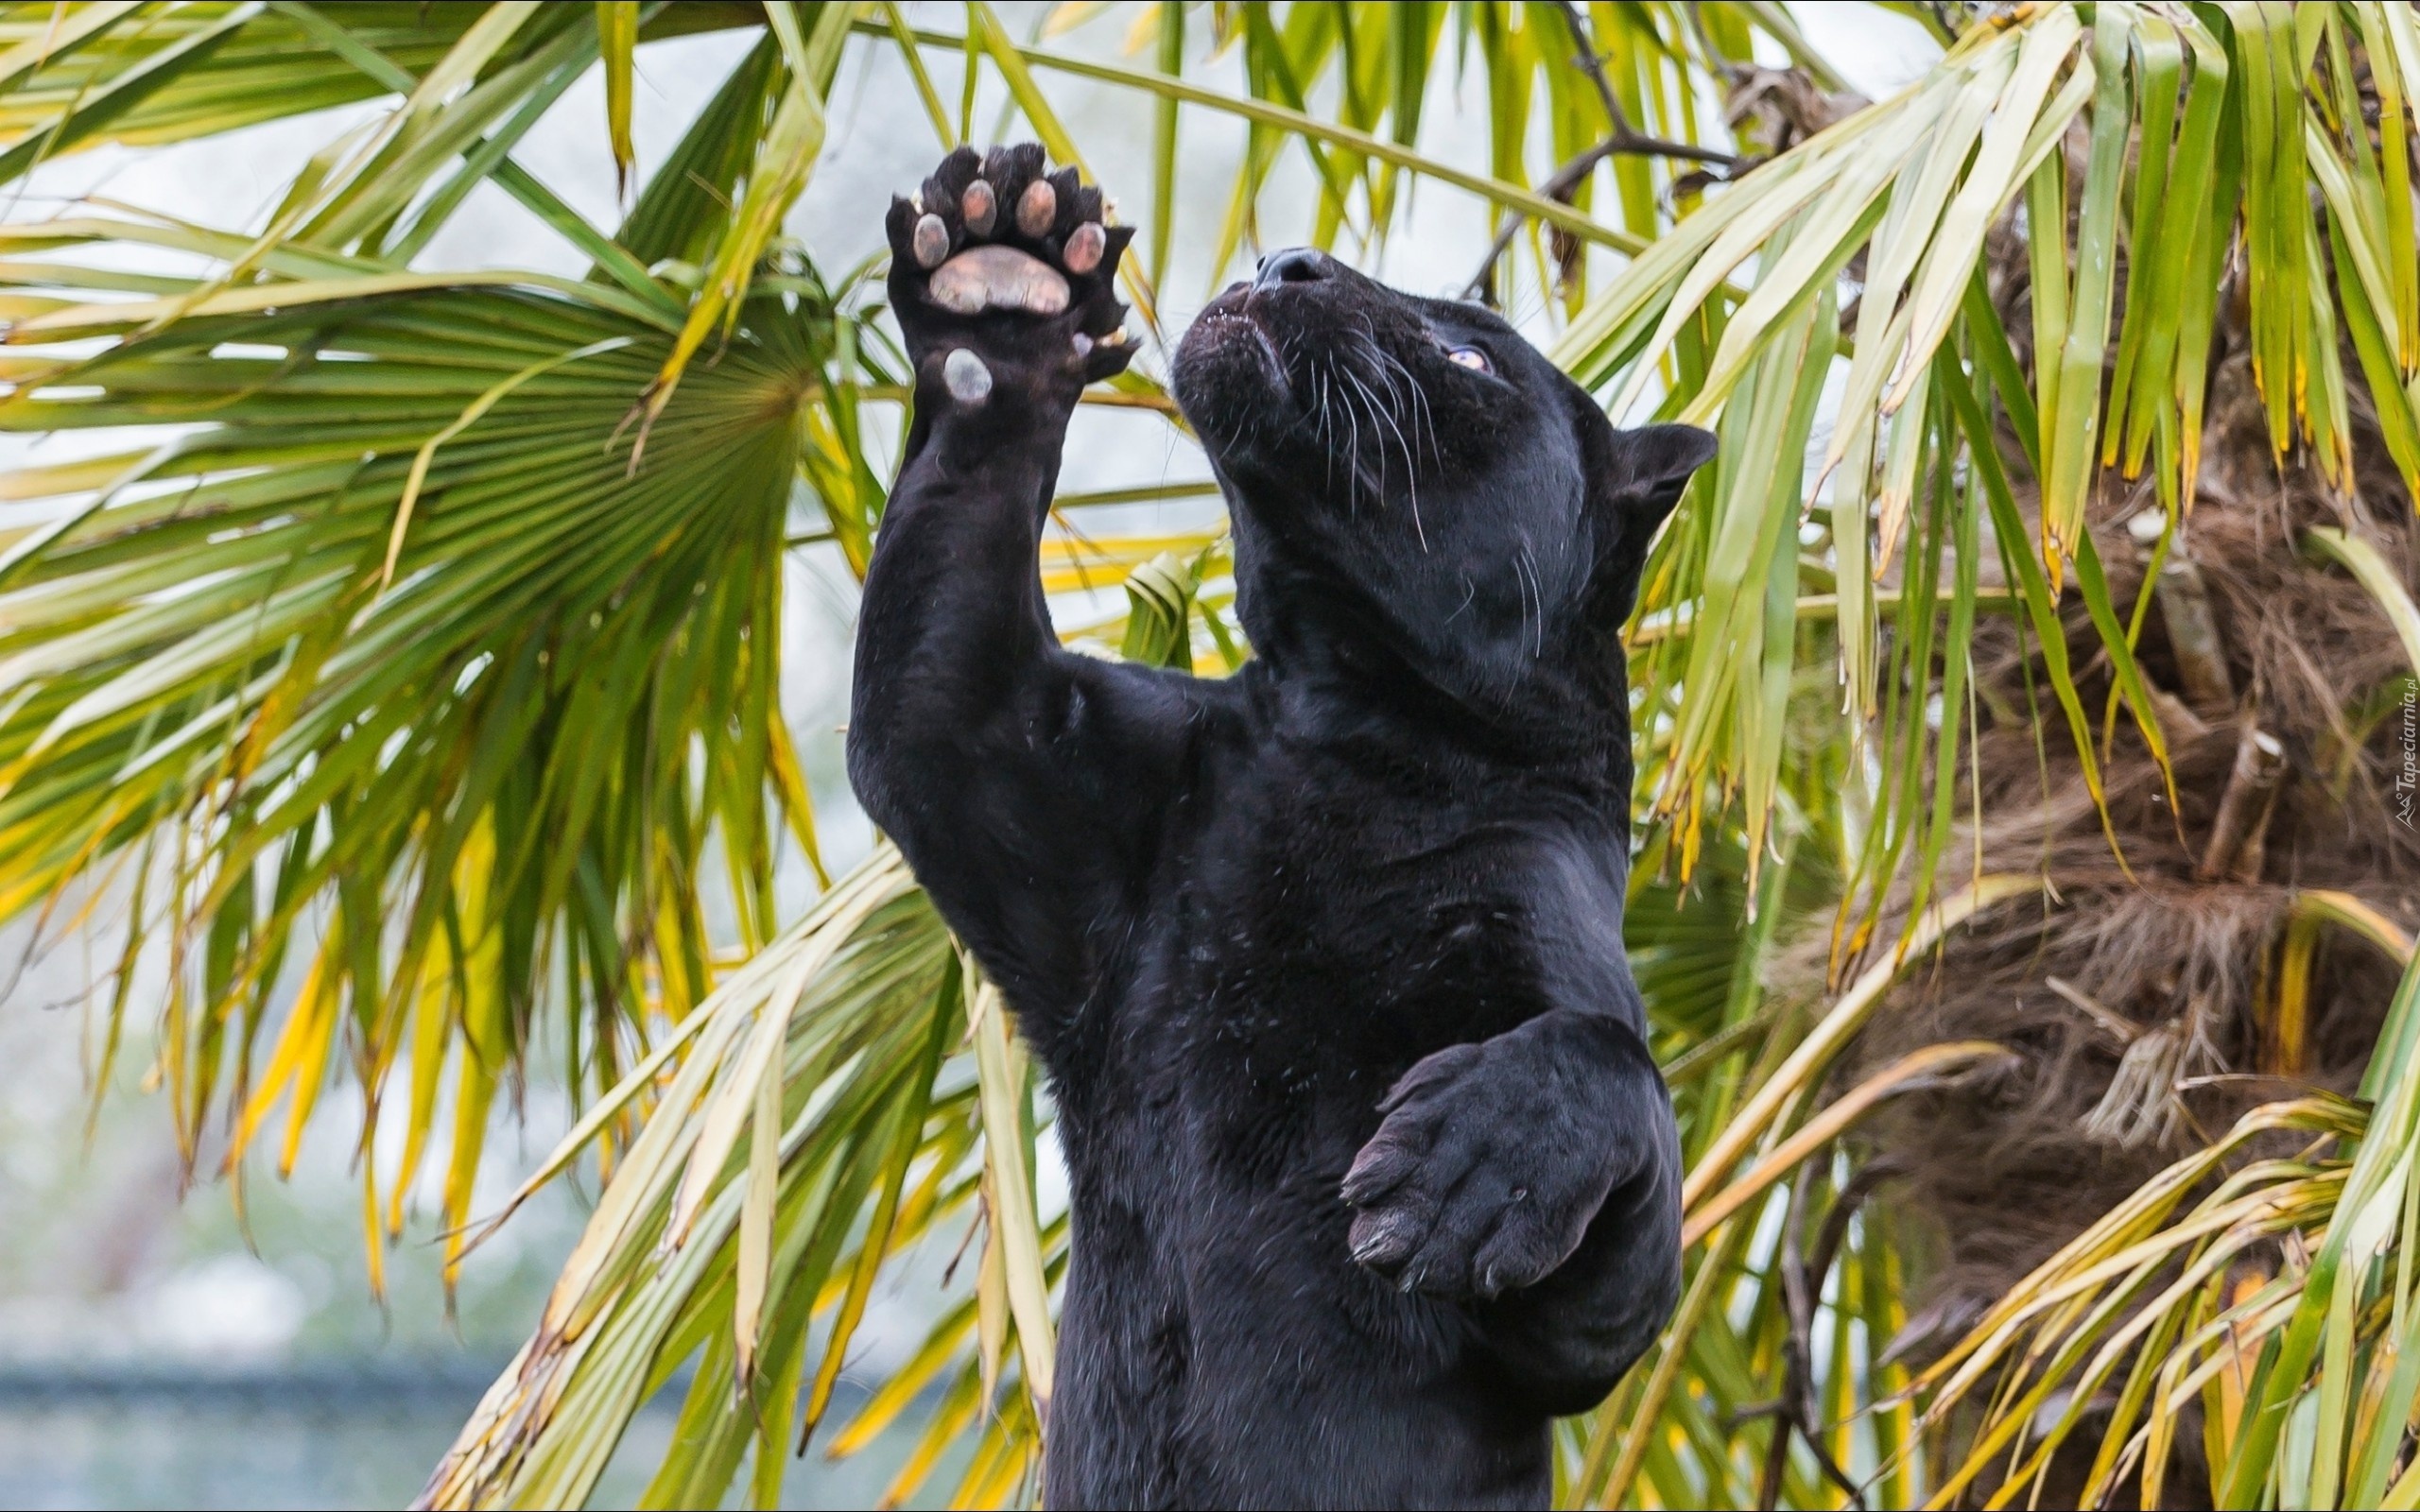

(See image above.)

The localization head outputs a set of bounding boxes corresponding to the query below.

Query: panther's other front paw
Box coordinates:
[1340,1041,1621,1299]
[884,144,1135,410]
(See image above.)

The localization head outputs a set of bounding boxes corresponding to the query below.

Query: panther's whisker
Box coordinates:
[1374,345,1436,468]
[1350,377,1388,515]
[1345,331,1430,503]
[1517,542,1547,659]
[1344,365,1424,551]
[1349,355,1411,487]
[1367,360,1417,485]
[1319,363,1340,490]
[1339,369,1367,517]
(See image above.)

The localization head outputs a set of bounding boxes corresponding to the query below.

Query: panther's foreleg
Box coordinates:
[848,146,1172,1045]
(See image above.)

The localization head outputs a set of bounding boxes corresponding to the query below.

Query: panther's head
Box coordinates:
[1171,249,1714,746]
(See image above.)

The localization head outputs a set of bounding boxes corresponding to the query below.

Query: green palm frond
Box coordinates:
[0,229,860,1274]
[7,3,2420,1508]
[0,0,905,1280]
[0,2,759,161]
[1588,1,2420,932]
[416,848,1013,1511]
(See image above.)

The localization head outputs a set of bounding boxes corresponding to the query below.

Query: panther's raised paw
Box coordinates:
[885,144,1135,397]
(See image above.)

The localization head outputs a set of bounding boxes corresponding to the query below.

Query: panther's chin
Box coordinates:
[1171,290,1291,452]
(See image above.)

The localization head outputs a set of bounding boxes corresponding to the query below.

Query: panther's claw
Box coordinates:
[1343,1040,1616,1300]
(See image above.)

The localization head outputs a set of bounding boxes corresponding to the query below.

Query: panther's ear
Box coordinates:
[1580,411,1718,624]
[1603,423,1718,524]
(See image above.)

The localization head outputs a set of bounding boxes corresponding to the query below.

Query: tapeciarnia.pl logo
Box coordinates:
[2399,677,2417,829]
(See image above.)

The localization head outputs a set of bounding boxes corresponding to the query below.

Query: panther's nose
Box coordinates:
[1254,247,1332,290]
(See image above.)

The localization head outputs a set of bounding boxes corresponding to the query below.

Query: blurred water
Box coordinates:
[2,1404,478,1509]
[0,1371,534,1511]
[0,1370,925,1510]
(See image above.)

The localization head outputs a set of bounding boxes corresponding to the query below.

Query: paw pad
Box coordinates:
[927,245,1071,317]
[942,349,993,404]
[890,144,1135,394]
[911,214,950,269]
[962,178,996,235]
[1015,179,1057,237]
[1063,222,1105,274]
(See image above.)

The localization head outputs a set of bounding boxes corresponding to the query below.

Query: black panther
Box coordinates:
[849,145,1713,1510]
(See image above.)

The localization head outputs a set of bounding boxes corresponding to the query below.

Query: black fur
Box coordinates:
[850,146,1713,1510]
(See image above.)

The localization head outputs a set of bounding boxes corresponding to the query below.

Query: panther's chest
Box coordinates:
[1152,780,1626,1126]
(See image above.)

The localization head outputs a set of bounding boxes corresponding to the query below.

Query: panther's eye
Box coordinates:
[1446,346,1492,373]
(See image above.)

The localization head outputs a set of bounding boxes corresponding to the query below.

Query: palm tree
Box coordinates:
[3,1,2417,1506]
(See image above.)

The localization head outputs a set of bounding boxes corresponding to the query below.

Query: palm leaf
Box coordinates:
[8,6,2420,1510]
[0,220,872,1277]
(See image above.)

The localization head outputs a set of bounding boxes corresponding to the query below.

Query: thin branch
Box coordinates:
[1754,1166,1818,1512]
[1803,1157,1905,1304]
[1461,2,1739,302]
[1753,1159,1896,1512]
[1682,3,1752,87]
[1550,0,1665,158]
